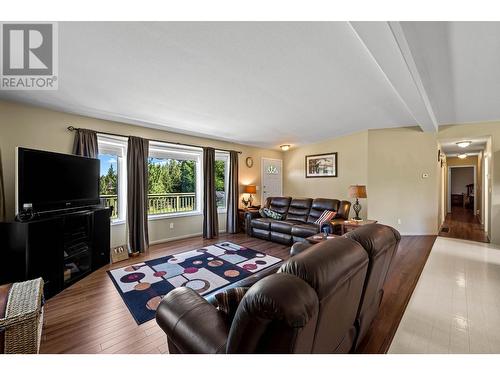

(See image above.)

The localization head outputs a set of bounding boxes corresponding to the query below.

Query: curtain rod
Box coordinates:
[67,126,242,154]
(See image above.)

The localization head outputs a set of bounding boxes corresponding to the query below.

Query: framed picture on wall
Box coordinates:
[305,152,338,178]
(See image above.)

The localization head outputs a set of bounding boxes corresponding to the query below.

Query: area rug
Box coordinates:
[107,241,282,324]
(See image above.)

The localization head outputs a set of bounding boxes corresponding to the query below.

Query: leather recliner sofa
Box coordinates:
[245,197,351,245]
[156,223,400,354]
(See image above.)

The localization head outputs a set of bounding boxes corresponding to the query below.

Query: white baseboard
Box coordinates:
[400,232,438,236]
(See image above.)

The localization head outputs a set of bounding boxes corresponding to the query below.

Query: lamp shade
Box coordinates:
[244,185,257,194]
[348,185,367,199]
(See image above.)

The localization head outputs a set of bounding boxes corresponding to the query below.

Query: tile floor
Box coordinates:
[389,237,500,353]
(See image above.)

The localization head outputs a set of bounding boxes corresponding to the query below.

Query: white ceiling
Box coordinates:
[401,21,500,125]
[2,22,500,149]
[440,137,488,156]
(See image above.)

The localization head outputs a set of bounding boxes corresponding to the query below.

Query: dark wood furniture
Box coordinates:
[0,207,111,299]
[451,194,464,207]
[341,219,378,235]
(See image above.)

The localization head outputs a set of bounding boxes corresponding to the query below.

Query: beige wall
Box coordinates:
[4,99,500,244]
[284,127,440,235]
[367,127,440,235]
[283,131,369,219]
[0,100,282,247]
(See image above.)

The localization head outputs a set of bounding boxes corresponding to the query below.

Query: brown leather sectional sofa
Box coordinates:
[245,196,351,244]
[156,223,400,354]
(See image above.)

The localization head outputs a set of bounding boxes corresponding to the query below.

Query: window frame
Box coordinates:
[97,134,128,225]
[147,141,203,219]
[215,151,230,213]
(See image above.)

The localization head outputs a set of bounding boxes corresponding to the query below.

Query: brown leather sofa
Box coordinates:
[156,224,400,354]
[290,223,401,350]
[246,196,351,244]
[345,224,401,349]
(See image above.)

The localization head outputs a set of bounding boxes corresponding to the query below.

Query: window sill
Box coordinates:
[110,210,228,225]
[147,211,202,221]
[111,219,126,226]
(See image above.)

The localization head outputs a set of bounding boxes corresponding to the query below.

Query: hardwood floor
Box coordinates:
[439,206,489,243]
[39,232,435,354]
[356,235,436,353]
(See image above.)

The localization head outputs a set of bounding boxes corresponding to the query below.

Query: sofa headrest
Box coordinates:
[279,237,368,299]
[227,273,319,353]
[311,198,340,211]
[344,224,401,259]
[307,199,340,223]
[289,198,313,210]
[266,197,292,215]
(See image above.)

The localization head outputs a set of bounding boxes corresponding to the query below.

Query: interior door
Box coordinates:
[261,158,283,204]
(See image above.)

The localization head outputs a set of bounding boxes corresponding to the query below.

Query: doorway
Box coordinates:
[448,165,476,215]
[261,158,283,203]
[438,138,490,243]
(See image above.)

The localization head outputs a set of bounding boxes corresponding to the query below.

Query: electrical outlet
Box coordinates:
[169,223,174,229]
[397,218,402,225]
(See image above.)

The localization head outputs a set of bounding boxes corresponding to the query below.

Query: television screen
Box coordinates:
[17,147,100,212]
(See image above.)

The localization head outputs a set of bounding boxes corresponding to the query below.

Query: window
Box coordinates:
[97,135,127,222]
[147,142,202,217]
[215,152,230,210]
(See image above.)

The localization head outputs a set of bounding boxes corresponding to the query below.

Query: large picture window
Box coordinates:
[215,152,230,210]
[97,135,127,222]
[147,142,202,217]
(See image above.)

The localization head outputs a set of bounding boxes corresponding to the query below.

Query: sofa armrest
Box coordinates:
[244,210,262,234]
[290,241,313,257]
[156,287,229,354]
[329,218,346,235]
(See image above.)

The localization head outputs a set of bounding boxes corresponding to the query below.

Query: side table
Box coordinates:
[238,207,260,233]
[340,219,378,235]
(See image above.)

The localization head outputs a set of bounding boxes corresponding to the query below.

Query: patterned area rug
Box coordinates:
[107,242,282,324]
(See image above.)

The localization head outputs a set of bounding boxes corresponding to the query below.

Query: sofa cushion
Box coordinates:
[251,217,273,230]
[267,197,292,215]
[291,223,320,238]
[270,232,293,245]
[307,199,340,223]
[270,220,303,234]
[286,198,313,222]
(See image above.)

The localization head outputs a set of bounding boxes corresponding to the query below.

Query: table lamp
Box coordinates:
[348,185,367,221]
[242,185,257,208]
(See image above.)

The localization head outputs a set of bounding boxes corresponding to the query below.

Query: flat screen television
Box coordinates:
[16,147,100,213]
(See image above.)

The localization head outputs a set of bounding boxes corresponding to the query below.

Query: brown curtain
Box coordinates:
[72,128,99,158]
[226,151,239,234]
[127,136,149,253]
[203,147,218,239]
[0,149,6,221]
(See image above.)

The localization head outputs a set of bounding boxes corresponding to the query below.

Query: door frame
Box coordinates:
[447,164,477,214]
[261,157,283,204]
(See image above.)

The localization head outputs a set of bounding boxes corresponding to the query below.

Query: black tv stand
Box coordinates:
[0,206,111,299]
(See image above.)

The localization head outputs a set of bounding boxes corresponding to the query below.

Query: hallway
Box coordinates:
[439,207,489,243]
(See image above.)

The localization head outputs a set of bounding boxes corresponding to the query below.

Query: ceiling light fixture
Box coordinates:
[458,153,467,159]
[456,141,472,148]
[280,144,291,151]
